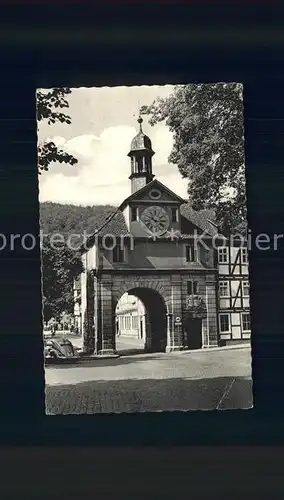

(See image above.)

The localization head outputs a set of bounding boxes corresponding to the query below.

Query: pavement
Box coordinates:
[45,345,253,414]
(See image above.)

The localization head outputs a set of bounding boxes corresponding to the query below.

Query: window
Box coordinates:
[131,207,138,222]
[144,158,151,171]
[113,245,124,263]
[171,207,179,222]
[125,316,131,330]
[218,247,228,263]
[241,247,248,264]
[219,314,230,333]
[132,316,138,329]
[242,280,250,297]
[186,243,197,262]
[187,280,198,295]
[242,313,251,332]
[149,188,161,200]
[219,281,229,297]
[137,158,143,173]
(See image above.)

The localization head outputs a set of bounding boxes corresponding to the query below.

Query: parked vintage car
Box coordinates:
[44,337,80,364]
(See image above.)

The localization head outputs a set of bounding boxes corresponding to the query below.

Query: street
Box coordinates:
[45,346,253,414]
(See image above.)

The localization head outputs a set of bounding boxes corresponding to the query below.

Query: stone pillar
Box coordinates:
[165,313,173,352]
[97,276,117,356]
[144,313,152,351]
[166,276,183,352]
[82,271,96,354]
[140,313,146,341]
[202,317,209,347]
[204,279,219,347]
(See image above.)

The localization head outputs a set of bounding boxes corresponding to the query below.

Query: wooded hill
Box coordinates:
[39,202,116,241]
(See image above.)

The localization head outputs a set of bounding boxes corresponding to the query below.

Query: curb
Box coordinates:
[176,344,250,355]
[78,354,120,361]
[75,344,250,362]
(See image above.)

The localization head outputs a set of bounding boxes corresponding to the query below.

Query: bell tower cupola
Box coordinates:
[128,113,155,194]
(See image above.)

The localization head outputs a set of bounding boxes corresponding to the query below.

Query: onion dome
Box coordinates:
[128,116,154,155]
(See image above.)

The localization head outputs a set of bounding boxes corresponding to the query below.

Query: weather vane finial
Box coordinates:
[137,100,143,131]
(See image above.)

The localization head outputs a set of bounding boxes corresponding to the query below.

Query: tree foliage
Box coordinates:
[41,238,83,322]
[37,87,78,174]
[40,202,115,242]
[40,202,116,324]
[141,83,246,234]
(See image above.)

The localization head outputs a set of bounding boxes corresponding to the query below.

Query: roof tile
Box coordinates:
[92,203,217,239]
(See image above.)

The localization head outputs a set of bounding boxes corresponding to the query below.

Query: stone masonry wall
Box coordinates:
[97,273,185,353]
[92,272,219,355]
[97,274,116,355]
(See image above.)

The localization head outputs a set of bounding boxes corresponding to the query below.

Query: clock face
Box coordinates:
[140,206,170,235]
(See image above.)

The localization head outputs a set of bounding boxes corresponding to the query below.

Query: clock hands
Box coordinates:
[141,206,170,236]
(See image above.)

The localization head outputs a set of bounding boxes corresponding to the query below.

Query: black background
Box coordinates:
[0,1,284,496]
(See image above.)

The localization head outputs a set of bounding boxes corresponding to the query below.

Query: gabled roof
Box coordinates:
[180,205,217,236]
[119,179,187,209]
[80,209,130,251]
[80,201,218,252]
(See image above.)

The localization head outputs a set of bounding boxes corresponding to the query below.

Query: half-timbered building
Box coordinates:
[218,243,250,345]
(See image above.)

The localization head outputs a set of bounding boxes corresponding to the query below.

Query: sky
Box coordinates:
[37,85,189,206]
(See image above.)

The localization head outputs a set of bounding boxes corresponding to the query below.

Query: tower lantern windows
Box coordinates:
[130,156,152,175]
[137,157,143,173]
[128,114,155,193]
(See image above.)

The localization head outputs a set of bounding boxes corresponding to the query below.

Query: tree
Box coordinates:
[141,83,246,234]
[41,239,83,323]
[37,87,78,174]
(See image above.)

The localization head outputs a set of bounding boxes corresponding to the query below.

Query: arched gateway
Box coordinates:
[77,114,220,356]
[90,276,185,355]
[115,283,169,353]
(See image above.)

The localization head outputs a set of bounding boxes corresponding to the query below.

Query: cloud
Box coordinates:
[49,136,66,147]
[65,134,101,157]
[39,124,188,206]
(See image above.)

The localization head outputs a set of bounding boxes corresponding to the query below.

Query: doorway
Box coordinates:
[185,318,203,349]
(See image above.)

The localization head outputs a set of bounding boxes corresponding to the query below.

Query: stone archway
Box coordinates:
[112,278,171,354]
[96,275,183,356]
[115,286,168,353]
